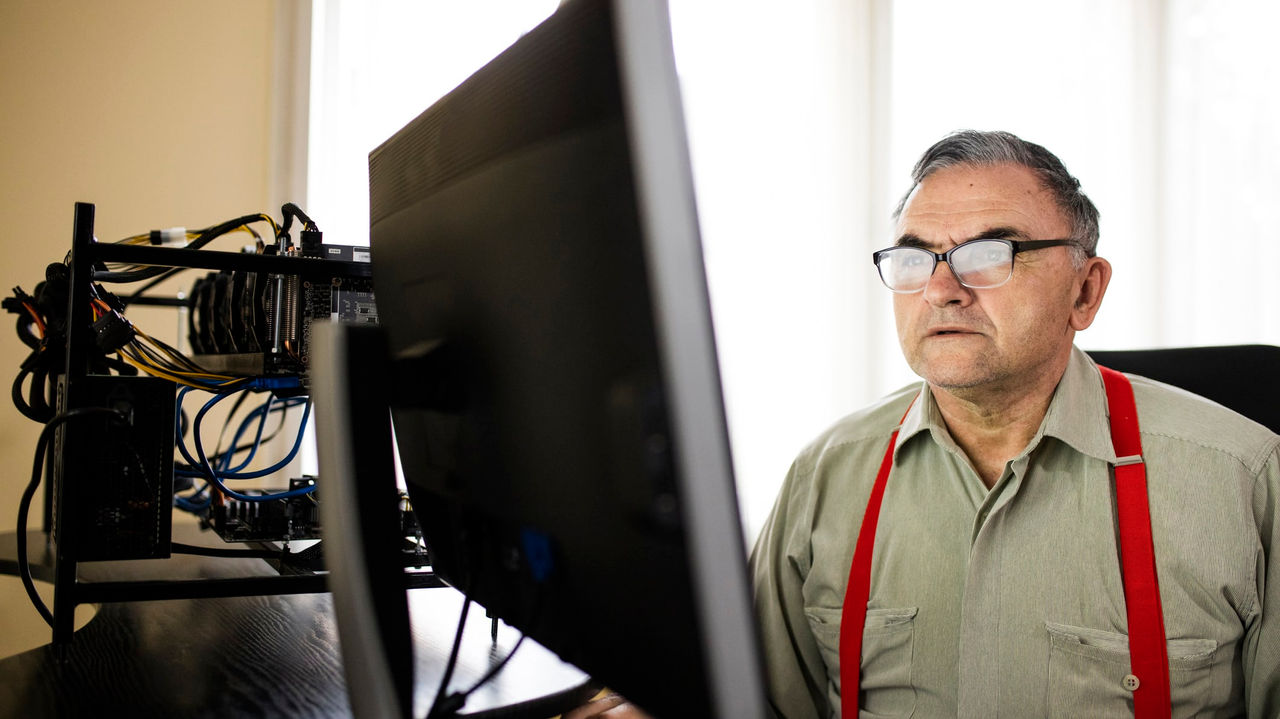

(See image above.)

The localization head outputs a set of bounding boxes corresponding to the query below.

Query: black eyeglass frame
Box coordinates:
[870,238,1082,293]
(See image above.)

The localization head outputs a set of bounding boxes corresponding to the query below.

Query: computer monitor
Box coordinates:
[316,1,767,716]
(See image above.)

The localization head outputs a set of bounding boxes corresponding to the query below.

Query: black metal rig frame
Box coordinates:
[30,202,441,648]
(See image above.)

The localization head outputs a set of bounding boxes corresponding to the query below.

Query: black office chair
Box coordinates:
[1086,345,1280,434]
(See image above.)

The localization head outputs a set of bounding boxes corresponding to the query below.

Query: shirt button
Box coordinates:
[1123,674,1141,692]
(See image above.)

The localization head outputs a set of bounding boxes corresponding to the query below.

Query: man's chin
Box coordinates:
[922,373,996,392]
[906,345,993,385]
[909,359,998,392]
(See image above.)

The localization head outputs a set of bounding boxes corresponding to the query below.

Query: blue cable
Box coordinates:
[221,396,307,473]
[174,385,202,469]
[192,390,241,476]
[174,381,261,471]
[216,402,312,481]
[172,377,314,507]
[193,396,315,502]
[175,494,209,512]
[221,393,274,473]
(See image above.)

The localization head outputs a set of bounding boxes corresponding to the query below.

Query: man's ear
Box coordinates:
[1070,256,1112,331]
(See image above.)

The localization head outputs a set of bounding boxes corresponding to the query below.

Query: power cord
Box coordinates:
[426,591,534,718]
[427,595,473,718]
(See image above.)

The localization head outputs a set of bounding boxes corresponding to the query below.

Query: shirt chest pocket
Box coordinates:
[805,605,918,718]
[1045,622,1223,718]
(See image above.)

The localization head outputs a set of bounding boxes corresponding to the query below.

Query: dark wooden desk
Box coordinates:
[0,529,594,719]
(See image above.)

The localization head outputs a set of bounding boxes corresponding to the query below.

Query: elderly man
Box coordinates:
[750,130,1280,717]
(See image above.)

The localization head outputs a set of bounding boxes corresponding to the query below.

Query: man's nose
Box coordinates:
[921,259,973,306]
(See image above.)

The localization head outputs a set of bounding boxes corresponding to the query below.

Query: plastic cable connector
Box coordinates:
[151,227,188,247]
[92,309,135,353]
[248,376,303,390]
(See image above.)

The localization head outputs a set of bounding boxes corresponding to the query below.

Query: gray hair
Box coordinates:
[892,130,1100,264]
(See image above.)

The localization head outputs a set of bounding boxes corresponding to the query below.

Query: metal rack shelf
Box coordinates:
[24,202,428,649]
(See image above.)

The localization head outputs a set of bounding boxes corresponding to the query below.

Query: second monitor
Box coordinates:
[322,1,768,716]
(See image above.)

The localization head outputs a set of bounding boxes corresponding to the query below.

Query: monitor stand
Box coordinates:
[312,321,416,717]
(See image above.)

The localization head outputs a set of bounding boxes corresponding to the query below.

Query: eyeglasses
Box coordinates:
[871,238,1080,293]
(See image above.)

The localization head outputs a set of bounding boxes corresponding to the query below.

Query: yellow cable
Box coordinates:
[119,352,218,389]
[123,342,241,384]
[121,350,246,390]
[134,327,208,372]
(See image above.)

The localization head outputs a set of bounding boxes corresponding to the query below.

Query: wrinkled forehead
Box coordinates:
[895,163,1069,247]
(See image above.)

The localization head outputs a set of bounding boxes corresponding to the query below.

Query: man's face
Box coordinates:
[892,162,1085,395]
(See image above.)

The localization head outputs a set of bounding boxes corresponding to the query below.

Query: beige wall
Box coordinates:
[0,1,283,532]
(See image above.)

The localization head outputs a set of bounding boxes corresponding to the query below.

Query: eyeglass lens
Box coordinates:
[877,240,1014,292]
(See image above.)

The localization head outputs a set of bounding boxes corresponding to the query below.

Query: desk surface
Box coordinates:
[0,529,594,719]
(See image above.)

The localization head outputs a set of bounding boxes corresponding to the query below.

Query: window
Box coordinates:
[307,1,1280,541]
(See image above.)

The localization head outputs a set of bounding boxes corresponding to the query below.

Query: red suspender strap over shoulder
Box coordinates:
[839,399,913,719]
[1098,365,1172,718]
[838,368,1172,718]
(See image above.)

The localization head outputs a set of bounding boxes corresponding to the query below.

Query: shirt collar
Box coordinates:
[1041,346,1116,463]
[894,345,1117,463]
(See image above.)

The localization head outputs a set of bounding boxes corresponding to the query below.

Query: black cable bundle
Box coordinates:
[4,264,75,422]
[94,212,284,284]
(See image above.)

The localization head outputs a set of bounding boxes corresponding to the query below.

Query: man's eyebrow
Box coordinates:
[978,226,1026,241]
[893,226,1028,248]
[894,233,931,249]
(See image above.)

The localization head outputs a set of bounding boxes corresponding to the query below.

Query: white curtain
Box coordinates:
[305,0,1280,543]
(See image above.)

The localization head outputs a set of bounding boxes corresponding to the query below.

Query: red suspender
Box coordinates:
[838,367,1172,718]
[1098,366,1172,718]
[839,400,913,719]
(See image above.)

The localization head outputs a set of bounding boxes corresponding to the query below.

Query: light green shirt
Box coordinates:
[750,346,1280,718]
